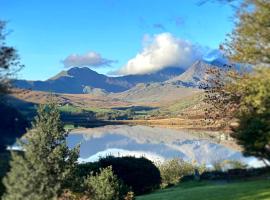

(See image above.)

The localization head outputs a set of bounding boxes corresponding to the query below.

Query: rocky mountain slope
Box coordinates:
[108,60,219,103]
[110,83,200,105]
[166,60,218,87]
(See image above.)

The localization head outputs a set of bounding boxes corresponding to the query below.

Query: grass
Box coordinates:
[158,93,203,116]
[83,107,112,113]
[137,179,270,200]
[59,104,84,113]
[59,104,114,114]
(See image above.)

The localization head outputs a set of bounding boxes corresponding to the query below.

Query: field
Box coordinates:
[138,179,270,200]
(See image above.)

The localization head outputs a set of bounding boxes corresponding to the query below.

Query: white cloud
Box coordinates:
[62,51,116,68]
[117,33,203,75]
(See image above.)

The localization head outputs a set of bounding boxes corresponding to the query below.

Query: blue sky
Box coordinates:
[0,0,235,80]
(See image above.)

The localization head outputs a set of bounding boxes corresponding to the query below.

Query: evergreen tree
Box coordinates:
[3,101,79,200]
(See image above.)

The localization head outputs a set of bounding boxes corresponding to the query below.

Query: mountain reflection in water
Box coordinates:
[68,125,263,167]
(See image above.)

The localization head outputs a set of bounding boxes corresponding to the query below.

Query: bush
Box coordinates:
[78,156,161,195]
[83,166,126,200]
[58,189,89,200]
[212,160,247,171]
[124,191,135,200]
[158,159,195,188]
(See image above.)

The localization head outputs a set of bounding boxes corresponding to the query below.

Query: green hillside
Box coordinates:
[138,179,270,200]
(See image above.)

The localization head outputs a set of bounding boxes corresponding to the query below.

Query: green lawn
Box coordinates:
[137,179,270,200]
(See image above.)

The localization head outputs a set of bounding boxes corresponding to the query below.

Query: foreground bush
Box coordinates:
[77,156,161,195]
[158,159,195,188]
[58,190,89,200]
[83,166,126,200]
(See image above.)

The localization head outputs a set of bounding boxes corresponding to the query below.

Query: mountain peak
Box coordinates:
[67,67,98,75]
[167,60,218,87]
[48,67,98,81]
[14,66,184,94]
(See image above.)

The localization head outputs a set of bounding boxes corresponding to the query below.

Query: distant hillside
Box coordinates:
[110,82,200,105]
[166,60,219,87]
[167,59,251,88]
[13,67,184,94]
[110,60,220,104]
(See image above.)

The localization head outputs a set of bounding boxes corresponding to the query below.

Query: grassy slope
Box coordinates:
[157,93,204,117]
[137,180,270,200]
[59,104,111,113]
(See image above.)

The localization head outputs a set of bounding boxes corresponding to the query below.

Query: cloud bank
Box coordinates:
[62,51,116,68]
[116,33,203,75]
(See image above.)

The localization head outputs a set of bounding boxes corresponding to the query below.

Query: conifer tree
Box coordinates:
[3,101,79,200]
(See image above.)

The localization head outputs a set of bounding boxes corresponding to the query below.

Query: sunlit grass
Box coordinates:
[137,179,270,200]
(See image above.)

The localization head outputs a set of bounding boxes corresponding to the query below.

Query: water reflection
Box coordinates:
[68,125,262,166]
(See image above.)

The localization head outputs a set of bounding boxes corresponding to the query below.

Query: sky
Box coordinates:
[0,0,236,80]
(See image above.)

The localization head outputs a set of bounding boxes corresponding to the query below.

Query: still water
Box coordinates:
[68,125,262,167]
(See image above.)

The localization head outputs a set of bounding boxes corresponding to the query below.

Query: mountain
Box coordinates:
[110,82,200,104]
[110,60,225,103]
[166,60,221,87]
[13,67,184,94]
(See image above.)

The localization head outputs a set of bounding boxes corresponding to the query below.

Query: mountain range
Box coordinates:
[13,67,184,94]
[13,60,223,95]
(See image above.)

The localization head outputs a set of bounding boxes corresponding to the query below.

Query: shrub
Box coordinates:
[227,160,247,169]
[83,166,126,200]
[158,158,195,188]
[58,189,89,200]
[196,162,207,174]
[212,160,247,171]
[78,156,161,195]
[212,160,224,172]
[124,192,135,200]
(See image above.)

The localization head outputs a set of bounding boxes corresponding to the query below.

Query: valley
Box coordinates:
[10,59,214,129]
[2,1,269,199]
[7,59,241,163]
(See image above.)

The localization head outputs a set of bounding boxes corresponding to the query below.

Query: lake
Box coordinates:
[68,125,263,167]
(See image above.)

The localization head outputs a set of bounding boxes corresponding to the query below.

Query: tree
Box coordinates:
[201,64,244,129]
[224,0,270,162]
[3,101,79,200]
[0,21,23,97]
[223,0,270,65]
[230,68,270,163]
[0,102,28,152]
[0,20,26,151]
[203,0,270,162]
